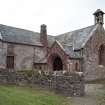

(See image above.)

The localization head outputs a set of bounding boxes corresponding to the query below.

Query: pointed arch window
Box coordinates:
[99,45,105,66]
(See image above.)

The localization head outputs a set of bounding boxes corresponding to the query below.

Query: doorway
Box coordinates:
[53,56,63,71]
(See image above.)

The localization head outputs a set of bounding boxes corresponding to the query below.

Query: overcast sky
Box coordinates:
[0,0,104,35]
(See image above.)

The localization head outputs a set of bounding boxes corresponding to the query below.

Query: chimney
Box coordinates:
[40,24,48,47]
[93,9,105,25]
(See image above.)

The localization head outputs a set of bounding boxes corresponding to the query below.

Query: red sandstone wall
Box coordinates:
[83,25,105,80]
[47,42,69,71]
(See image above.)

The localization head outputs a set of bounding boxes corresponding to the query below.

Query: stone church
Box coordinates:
[0,9,105,80]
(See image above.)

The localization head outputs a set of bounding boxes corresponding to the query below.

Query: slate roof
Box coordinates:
[63,46,82,59]
[0,24,99,60]
[54,25,98,50]
[52,40,82,58]
[0,24,98,50]
[48,24,99,59]
[47,35,55,46]
[0,24,43,46]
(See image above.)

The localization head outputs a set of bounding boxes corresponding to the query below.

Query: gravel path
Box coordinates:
[67,84,105,105]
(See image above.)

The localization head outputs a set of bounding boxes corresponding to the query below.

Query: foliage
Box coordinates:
[17,70,41,78]
[17,69,54,78]
[40,70,53,80]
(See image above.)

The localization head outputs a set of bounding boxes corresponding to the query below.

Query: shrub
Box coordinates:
[17,70,41,78]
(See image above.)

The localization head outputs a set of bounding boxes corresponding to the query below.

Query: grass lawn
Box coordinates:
[86,79,105,105]
[86,78,105,84]
[97,92,105,105]
[0,85,70,105]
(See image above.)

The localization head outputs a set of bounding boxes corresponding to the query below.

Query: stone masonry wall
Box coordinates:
[0,42,7,69]
[0,42,47,71]
[83,25,105,81]
[48,42,68,71]
[0,70,84,97]
[14,44,34,70]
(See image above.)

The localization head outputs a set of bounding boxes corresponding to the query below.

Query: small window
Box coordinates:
[99,45,105,66]
[6,56,14,69]
[39,66,41,70]
[75,62,79,71]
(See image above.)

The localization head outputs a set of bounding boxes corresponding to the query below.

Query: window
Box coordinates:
[99,45,105,66]
[39,66,42,70]
[6,56,14,69]
[75,62,79,72]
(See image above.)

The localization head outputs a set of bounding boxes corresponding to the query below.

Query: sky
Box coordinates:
[0,0,104,35]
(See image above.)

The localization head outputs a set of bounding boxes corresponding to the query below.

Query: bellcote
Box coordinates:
[93,9,104,25]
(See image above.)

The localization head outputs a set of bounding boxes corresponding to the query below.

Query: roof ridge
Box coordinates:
[0,24,40,34]
[56,25,96,36]
[0,24,43,46]
[81,24,99,48]
[53,24,98,50]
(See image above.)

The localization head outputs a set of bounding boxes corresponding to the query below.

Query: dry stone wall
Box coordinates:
[0,70,84,96]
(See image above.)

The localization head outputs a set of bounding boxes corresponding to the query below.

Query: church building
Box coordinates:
[0,9,105,80]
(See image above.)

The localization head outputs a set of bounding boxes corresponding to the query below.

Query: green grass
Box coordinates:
[85,79,105,105]
[0,85,69,105]
[97,90,105,105]
[88,79,105,105]
[86,78,105,84]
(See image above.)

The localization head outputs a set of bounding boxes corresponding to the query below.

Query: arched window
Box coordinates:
[99,45,105,66]
[75,62,80,72]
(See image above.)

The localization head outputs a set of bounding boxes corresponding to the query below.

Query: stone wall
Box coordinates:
[14,44,34,70]
[0,70,84,96]
[53,74,84,96]
[48,41,68,70]
[0,41,47,71]
[83,25,105,81]
[0,42,7,68]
